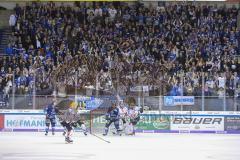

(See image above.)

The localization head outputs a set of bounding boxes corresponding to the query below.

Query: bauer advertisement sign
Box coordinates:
[170,116,224,131]
[4,114,63,130]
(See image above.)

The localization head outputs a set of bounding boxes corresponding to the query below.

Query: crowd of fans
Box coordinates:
[0,2,240,106]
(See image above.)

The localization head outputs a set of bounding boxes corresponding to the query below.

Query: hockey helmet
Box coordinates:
[70,101,78,109]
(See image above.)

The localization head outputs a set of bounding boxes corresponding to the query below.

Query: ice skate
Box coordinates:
[103,128,108,136]
[112,129,122,136]
[65,137,73,144]
[117,130,122,136]
[103,133,107,136]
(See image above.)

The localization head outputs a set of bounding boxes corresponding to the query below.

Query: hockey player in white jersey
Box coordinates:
[125,97,143,135]
[118,100,128,130]
[59,102,87,143]
[61,104,77,143]
[62,102,88,137]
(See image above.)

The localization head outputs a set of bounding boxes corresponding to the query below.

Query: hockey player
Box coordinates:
[117,100,128,131]
[44,101,56,136]
[61,102,78,143]
[126,97,143,135]
[112,100,128,135]
[103,102,121,136]
[60,102,88,143]
[62,102,88,137]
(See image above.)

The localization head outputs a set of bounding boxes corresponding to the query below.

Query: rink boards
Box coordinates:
[0,110,240,134]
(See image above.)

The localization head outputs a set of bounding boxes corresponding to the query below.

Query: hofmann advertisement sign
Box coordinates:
[164,96,194,106]
[4,115,63,130]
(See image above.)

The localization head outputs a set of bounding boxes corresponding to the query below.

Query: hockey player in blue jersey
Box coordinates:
[103,102,122,136]
[44,101,56,136]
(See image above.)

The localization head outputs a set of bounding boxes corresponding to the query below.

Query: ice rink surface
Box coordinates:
[0,132,240,160]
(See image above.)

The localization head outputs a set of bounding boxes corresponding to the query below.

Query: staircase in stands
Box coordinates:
[0,10,14,55]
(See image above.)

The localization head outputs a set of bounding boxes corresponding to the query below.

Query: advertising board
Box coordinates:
[170,116,224,131]
[4,114,63,130]
[224,116,240,131]
[164,96,194,106]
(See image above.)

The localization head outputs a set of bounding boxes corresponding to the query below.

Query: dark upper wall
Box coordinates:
[0,1,239,10]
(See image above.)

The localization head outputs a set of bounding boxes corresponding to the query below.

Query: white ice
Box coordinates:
[0,132,239,160]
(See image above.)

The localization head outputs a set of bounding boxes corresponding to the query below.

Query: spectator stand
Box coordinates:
[0,2,239,112]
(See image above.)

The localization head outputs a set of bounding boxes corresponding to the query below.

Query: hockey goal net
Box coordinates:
[89,109,107,134]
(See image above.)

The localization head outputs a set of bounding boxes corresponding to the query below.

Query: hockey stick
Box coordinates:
[70,121,111,144]
[90,132,111,143]
[81,128,111,143]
